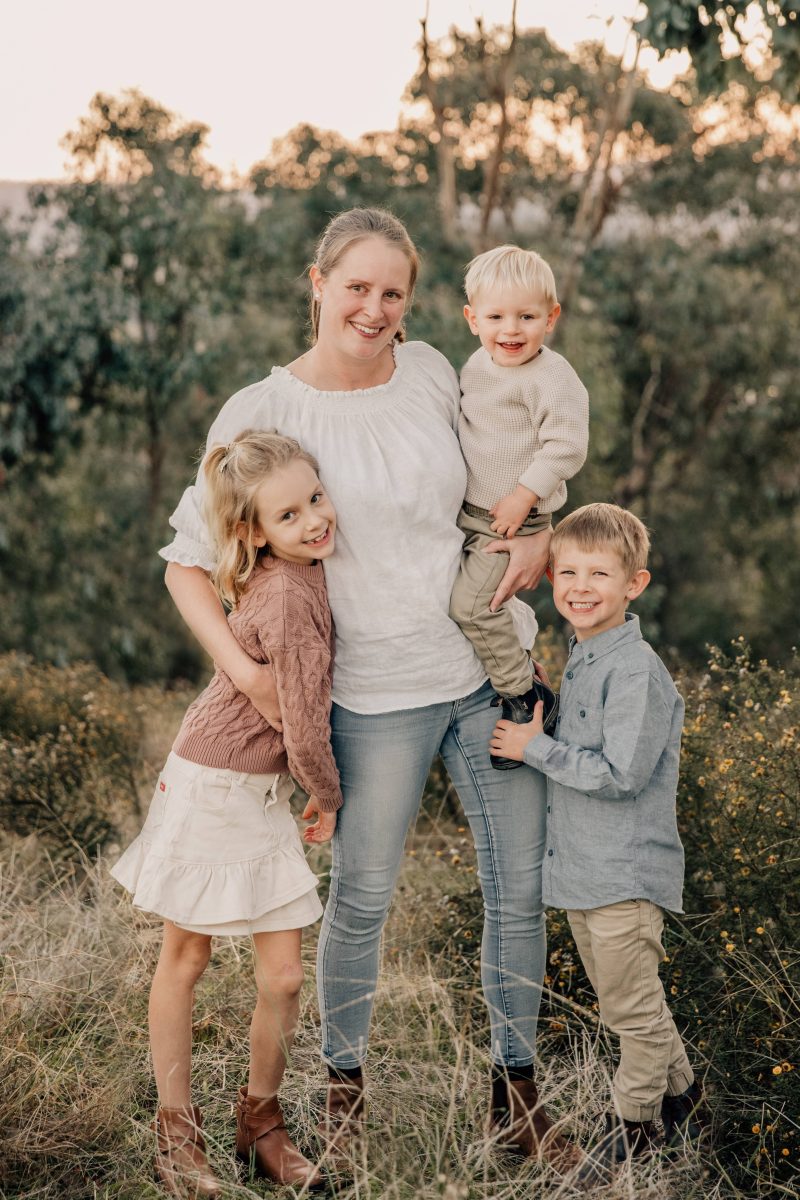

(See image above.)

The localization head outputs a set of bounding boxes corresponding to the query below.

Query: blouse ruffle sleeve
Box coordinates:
[159,378,276,569]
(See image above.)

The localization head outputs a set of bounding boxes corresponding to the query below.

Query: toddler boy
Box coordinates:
[490,503,704,1176]
[450,245,589,769]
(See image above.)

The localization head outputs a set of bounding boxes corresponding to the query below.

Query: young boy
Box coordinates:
[490,504,703,1176]
[449,245,589,769]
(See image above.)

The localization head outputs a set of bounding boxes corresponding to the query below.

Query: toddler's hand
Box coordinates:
[302,797,337,844]
[489,485,538,539]
[490,701,545,761]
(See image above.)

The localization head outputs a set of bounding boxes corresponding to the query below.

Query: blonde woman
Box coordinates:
[113,431,338,1195]
[162,209,577,1171]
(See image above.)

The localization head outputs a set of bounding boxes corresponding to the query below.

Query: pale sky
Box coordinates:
[1,0,681,182]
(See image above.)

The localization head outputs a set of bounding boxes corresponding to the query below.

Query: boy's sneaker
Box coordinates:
[661,1081,706,1151]
[490,679,559,771]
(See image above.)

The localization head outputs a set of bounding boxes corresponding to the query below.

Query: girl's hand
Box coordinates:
[484,526,552,610]
[241,661,283,732]
[302,798,337,844]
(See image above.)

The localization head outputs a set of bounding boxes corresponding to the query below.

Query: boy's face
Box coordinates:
[551,540,650,642]
[464,285,560,367]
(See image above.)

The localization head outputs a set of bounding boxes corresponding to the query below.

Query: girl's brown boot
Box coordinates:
[153,1105,221,1198]
[235,1086,324,1189]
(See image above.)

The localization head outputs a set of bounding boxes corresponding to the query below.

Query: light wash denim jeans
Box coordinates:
[317,680,547,1069]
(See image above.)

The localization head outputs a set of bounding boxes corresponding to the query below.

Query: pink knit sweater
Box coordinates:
[172,556,342,811]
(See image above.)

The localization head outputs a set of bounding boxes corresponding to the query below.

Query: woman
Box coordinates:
[162,208,574,1170]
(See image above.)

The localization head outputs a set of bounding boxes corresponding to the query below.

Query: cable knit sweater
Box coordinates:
[172,556,342,811]
[459,345,589,514]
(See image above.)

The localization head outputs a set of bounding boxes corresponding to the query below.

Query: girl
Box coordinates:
[112,430,340,1196]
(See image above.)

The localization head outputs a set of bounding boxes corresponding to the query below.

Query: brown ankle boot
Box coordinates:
[152,1105,221,1198]
[235,1086,324,1189]
[317,1068,366,1165]
[490,1076,584,1174]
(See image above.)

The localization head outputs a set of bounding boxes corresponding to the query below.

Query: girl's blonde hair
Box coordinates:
[309,207,420,344]
[202,429,320,608]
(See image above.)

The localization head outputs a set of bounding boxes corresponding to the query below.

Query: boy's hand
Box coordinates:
[489,484,539,539]
[302,797,337,844]
[490,702,545,761]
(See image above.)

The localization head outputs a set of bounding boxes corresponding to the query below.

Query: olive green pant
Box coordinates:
[568,900,695,1121]
[449,505,550,697]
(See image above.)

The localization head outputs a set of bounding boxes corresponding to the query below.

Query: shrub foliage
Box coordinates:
[0,654,142,860]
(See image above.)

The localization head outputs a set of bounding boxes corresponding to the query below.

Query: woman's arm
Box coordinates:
[164,562,283,730]
[485,526,552,610]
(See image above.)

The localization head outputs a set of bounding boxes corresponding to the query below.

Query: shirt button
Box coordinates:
[580,709,586,718]
[547,849,554,857]
[547,805,551,813]
[566,670,574,679]
[587,652,594,659]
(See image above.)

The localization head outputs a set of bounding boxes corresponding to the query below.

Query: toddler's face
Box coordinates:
[249,459,336,564]
[551,540,649,642]
[464,285,560,366]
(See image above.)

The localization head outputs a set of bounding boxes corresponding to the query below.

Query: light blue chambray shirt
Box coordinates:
[523,613,685,913]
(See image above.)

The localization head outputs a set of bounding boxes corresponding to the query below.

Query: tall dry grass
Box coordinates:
[1,644,798,1198]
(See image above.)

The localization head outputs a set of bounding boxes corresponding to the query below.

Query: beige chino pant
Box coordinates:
[450,505,551,696]
[568,899,694,1121]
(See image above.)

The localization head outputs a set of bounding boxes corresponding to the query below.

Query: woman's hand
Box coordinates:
[302,798,337,844]
[240,660,283,732]
[484,526,552,610]
[532,659,553,688]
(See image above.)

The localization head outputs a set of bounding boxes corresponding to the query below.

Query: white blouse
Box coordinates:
[161,340,536,714]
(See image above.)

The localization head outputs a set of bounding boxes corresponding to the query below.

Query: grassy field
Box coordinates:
[1,647,798,1199]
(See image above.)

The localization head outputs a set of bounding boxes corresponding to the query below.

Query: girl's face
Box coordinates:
[311,236,412,362]
[248,459,336,564]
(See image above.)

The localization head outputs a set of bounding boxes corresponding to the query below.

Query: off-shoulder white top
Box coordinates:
[161,340,536,714]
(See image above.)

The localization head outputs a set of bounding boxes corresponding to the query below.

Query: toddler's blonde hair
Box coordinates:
[551,503,651,577]
[465,244,558,309]
[202,429,320,608]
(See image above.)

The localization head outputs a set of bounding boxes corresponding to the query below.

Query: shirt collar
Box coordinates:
[567,612,642,666]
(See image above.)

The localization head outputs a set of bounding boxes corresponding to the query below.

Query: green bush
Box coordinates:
[0,654,143,860]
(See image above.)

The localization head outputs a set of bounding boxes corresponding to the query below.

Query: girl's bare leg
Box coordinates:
[248,928,304,1097]
[149,920,212,1109]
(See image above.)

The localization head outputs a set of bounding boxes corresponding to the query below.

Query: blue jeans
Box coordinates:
[317,680,547,1069]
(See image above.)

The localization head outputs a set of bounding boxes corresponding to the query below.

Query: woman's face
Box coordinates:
[311,237,412,362]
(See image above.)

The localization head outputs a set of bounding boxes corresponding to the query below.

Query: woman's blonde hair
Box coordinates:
[202,429,320,608]
[309,207,420,344]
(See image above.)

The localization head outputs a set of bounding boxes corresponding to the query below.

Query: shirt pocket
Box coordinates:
[564,700,603,751]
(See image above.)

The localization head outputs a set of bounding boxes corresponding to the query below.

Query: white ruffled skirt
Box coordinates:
[111,752,323,936]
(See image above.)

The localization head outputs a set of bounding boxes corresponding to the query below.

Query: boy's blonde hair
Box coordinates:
[202,429,320,608]
[464,244,558,308]
[551,503,651,577]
